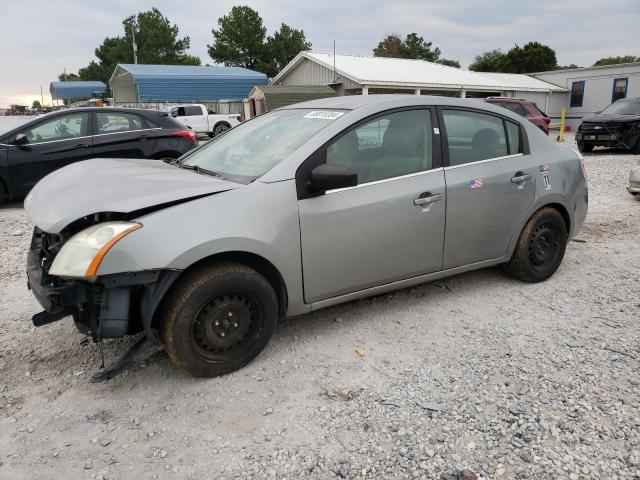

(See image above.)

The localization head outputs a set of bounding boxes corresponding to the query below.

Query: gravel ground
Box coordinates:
[0,138,639,480]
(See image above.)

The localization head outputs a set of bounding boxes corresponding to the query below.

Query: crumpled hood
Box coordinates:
[582,114,640,124]
[25,158,240,233]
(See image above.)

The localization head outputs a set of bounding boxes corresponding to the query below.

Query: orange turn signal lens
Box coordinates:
[84,223,142,277]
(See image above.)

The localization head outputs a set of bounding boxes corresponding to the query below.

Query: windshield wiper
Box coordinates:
[180,164,222,178]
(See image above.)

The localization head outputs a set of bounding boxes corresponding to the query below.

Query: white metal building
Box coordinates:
[530,62,640,130]
[272,52,565,101]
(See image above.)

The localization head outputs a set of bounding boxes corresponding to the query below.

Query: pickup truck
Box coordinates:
[168,104,241,138]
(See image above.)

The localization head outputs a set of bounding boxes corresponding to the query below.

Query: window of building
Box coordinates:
[326,109,432,184]
[442,109,508,166]
[612,78,628,102]
[570,81,585,108]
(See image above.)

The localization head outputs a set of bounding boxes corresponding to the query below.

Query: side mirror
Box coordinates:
[14,133,28,146]
[309,163,357,192]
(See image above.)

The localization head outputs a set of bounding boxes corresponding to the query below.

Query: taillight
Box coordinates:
[171,130,197,143]
[544,118,551,124]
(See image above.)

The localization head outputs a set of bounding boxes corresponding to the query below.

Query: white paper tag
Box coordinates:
[303,111,345,120]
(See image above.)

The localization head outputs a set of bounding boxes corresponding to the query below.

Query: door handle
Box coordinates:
[511,172,532,183]
[74,143,90,149]
[414,193,443,206]
[139,135,148,141]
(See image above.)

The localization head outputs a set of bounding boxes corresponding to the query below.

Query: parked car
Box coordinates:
[483,97,551,135]
[628,165,640,199]
[168,104,241,137]
[576,98,640,153]
[25,95,587,379]
[0,107,197,201]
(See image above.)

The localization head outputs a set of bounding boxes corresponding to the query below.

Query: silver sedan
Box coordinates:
[25,95,588,379]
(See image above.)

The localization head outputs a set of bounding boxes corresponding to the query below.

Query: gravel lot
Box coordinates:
[1,139,638,480]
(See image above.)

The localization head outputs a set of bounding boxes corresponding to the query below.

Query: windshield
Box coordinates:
[600,101,640,115]
[181,109,345,179]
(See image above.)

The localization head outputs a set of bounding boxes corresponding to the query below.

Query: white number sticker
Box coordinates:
[303,111,344,120]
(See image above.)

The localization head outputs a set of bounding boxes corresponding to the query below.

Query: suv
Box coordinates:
[484,97,551,135]
[576,98,640,153]
[0,107,197,201]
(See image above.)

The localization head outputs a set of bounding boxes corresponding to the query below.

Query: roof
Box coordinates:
[272,52,566,92]
[110,64,268,102]
[49,81,107,100]
[532,61,640,75]
[250,85,337,109]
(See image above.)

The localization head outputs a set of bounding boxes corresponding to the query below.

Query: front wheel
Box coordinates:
[503,207,568,283]
[577,140,594,153]
[161,263,278,377]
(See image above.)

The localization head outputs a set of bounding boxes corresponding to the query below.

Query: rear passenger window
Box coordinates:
[442,110,508,166]
[505,121,521,154]
[496,102,526,117]
[96,113,143,134]
[186,106,202,116]
[326,109,432,184]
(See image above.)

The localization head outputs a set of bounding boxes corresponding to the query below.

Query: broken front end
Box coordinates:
[26,221,180,343]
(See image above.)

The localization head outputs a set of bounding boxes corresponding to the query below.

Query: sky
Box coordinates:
[0,0,638,108]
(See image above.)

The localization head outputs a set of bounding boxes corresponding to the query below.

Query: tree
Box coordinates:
[469,49,504,72]
[593,55,639,66]
[69,8,199,85]
[32,100,42,109]
[262,24,311,77]
[208,6,268,71]
[496,42,557,73]
[57,72,80,81]
[373,33,459,67]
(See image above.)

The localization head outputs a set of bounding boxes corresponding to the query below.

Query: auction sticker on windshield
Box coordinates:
[303,111,345,120]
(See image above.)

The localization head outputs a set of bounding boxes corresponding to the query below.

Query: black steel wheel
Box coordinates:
[577,141,594,153]
[503,207,567,283]
[161,263,277,377]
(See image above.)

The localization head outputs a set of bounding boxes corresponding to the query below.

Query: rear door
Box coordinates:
[7,112,92,196]
[92,111,157,158]
[438,107,537,269]
[298,108,446,303]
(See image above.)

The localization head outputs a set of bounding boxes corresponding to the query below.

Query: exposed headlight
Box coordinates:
[49,221,142,278]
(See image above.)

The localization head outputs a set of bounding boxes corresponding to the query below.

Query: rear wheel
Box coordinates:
[161,263,278,377]
[577,140,594,153]
[213,123,230,137]
[503,207,567,283]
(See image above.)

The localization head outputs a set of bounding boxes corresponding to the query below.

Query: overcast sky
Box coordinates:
[1,0,638,107]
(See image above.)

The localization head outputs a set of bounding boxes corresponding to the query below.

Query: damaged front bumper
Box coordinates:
[26,228,180,341]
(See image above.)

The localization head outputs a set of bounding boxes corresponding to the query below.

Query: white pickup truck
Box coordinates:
[168,104,241,138]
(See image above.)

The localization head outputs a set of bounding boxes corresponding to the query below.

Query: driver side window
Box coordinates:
[326,109,432,184]
[23,113,89,143]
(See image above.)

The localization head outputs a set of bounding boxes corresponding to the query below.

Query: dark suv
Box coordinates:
[0,107,197,201]
[576,98,640,153]
[484,97,551,135]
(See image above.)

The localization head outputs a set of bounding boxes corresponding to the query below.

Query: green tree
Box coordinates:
[69,8,199,85]
[32,100,42,109]
[593,55,639,66]
[469,49,504,72]
[373,33,459,67]
[496,42,557,73]
[261,24,311,77]
[208,6,267,71]
[57,72,80,81]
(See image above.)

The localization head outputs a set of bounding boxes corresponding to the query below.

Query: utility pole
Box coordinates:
[131,23,138,64]
[40,86,44,107]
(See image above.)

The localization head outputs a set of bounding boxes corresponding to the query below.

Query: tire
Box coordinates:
[160,263,278,377]
[213,123,230,136]
[0,181,7,205]
[577,141,594,153]
[631,137,640,154]
[503,207,568,283]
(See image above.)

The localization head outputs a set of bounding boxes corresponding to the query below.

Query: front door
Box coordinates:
[438,107,537,269]
[7,112,92,196]
[298,108,446,303]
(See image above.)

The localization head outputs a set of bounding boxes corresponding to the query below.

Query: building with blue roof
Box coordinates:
[49,81,107,100]
[109,64,268,103]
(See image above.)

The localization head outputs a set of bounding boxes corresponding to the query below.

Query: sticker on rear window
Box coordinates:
[303,111,344,120]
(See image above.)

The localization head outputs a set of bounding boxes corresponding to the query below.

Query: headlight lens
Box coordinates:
[49,221,142,278]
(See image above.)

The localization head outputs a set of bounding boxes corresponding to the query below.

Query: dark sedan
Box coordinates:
[0,107,197,201]
[576,98,640,153]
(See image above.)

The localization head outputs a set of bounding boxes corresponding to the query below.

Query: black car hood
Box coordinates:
[582,114,640,123]
[25,158,240,233]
